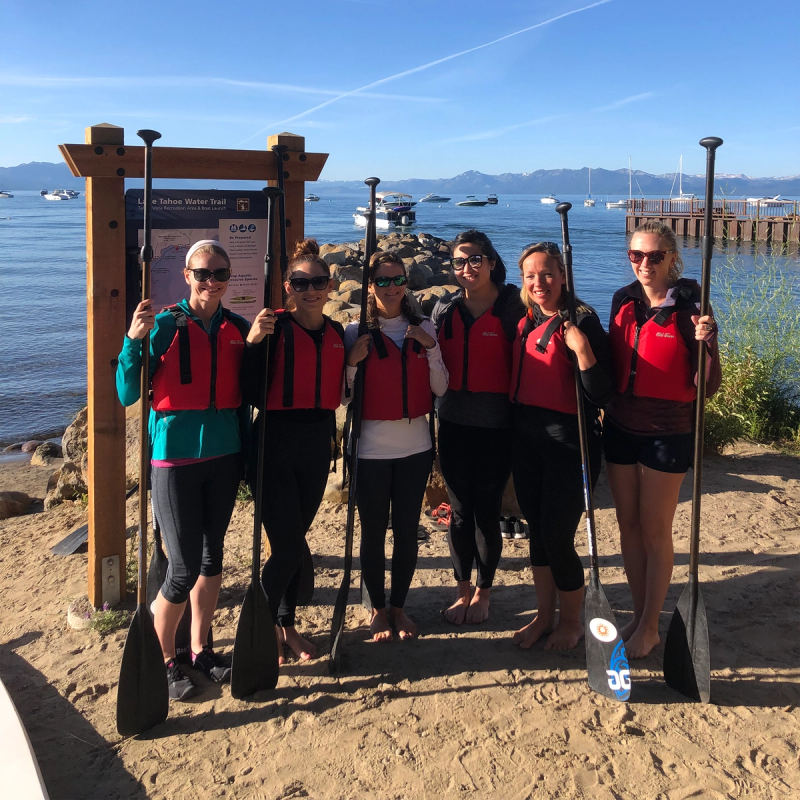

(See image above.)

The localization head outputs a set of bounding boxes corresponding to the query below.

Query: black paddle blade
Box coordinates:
[585,572,631,702]
[297,541,315,606]
[51,524,89,556]
[117,604,169,737]
[360,577,373,615]
[664,576,710,703]
[230,582,279,699]
[328,565,352,674]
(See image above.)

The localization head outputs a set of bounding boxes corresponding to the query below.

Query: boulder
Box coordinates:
[338,280,361,294]
[0,491,33,520]
[332,264,363,284]
[388,244,416,260]
[2,443,24,453]
[62,406,88,463]
[319,243,341,257]
[426,273,457,287]
[21,440,43,453]
[322,250,348,266]
[31,442,62,466]
[413,285,459,315]
[323,300,353,316]
[44,462,87,509]
[407,262,433,290]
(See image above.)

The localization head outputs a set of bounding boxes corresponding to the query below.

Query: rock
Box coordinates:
[21,440,43,453]
[2,443,24,453]
[327,308,358,327]
[426,273,457,288]
[44,462,87,509]
[31,442,63,466]
[0,491,33,520]
[338,279,361,294]
[62,406,88,463]
[318,243,340,257]
[332,264,363,284]
[322,250,348,266]
[424,459,449,511]
[323,472,348,504]
[387,244,416,260]
[407,262,433,290]
[413,285,458,315]
[337,288,362,306]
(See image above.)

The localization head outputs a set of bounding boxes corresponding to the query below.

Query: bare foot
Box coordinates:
[444,583,472,625]
[544,620,584,651]
[625,626,660,659]
[370,609,393,642]
[466,587,491,624]
[389,607,417,640]
[512,615,554,649]
[620,618,640,642]
[280,626,317,661]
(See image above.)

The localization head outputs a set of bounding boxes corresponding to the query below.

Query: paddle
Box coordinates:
[329,176,380,672]
[230,186,283,699]
[663,137,722,704]
[556,202,631,702]
[116,129,169,737]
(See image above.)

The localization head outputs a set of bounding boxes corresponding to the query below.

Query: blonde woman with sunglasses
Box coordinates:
[604,220,721,658]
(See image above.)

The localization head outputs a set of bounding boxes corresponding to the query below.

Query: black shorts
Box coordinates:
[602,417,692,474]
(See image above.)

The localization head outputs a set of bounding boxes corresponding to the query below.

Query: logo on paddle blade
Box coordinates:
[606,640,631,699]
[589,617,617,643]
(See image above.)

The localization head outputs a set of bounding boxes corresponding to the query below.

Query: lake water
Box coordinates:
[1,189,797,445]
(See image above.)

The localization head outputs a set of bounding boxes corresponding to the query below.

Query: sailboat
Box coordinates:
[584,167,595,207]
[606,157,631,209]
[671,155,696,202]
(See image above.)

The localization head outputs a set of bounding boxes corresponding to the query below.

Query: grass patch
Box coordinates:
[236,481,253,504]
[90,604,131,636]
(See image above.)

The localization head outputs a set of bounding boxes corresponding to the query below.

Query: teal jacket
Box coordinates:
[116,299,249,461]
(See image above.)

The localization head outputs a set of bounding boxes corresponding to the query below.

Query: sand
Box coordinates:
[0,442,798,800]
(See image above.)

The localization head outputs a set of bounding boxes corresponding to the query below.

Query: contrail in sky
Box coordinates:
[241,0,613,142]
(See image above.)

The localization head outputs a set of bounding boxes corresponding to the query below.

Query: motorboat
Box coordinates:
[305,193,320,202]
[540,195,558,204]
[59,189,80,198]
[486,194,499,204]
[42,191,69,201]
[607,157,632,209]
[747,195,782,205]
[606,199,627,209]
[354,191,416,229]
[0,191,13,199]
[456,195,489,207]
[419,193,451,203]
[584,168,595,207]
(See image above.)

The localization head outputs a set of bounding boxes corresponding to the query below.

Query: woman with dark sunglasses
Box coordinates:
[605,220,720,658]
[345,251,449,641]
[431,230,526,625]
[117,240,252,700]
[241,238,345,663]
[510,242,612,651]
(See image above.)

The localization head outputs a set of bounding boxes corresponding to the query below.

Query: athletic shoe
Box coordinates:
[191,646,232,683]
[166,658,197,701]
[512,518,528,539]
[500,516,512,539]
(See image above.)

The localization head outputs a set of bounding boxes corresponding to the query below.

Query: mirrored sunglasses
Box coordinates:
[289,275,330,292]
[188,267,231,282]
[373,275,408,288]
[627,249,674,265]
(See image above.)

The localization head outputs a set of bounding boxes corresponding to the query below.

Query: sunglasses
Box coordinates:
[289,275,330,292]
[627,249,675,265]
[188,267,231,282]
[452,254,486,271]
[373,275,408,288]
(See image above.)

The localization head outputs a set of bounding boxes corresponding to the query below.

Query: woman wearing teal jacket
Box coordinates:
[116,239,274,700]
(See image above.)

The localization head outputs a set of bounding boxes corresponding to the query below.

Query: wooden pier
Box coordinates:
[625,198,799,246]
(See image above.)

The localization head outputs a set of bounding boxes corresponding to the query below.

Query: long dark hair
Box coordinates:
[451,229,506,285]
[366,250,421,328]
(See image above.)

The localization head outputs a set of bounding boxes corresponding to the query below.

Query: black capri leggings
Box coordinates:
[356,448,433,610]
[255,415,332,627]
[511,412,600,593]
[438,419,512,590]
[152,452,241,604]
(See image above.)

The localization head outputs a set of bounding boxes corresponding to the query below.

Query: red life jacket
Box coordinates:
[438,285,515,394]
[266,312,345,410]
[510,311,578,414]
[609,297,696,402]
[361,329,433,421]
[152,306,247,411]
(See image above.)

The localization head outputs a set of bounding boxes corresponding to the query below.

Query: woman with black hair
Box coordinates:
[346,251,449,641]
[431,230,526,625]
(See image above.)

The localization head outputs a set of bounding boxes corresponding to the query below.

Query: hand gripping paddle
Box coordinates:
[116,129,170,737]
[663,137,723,704]
[556,202,631,702]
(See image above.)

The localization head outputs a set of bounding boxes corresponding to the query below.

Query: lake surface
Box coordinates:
[1,189,797,444]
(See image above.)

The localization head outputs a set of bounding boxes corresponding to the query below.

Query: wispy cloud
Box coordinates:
[240,0,614,142]
[0,115,30,124]
[591,92,654,113]
[435,115,560,145]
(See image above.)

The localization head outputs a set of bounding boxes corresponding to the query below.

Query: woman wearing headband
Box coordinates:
[117,239,255,700]
[431,230,526,625]
[510,241,612,650]
[604,221,720,658]
[345,250,448,641]
[241,238,345,663]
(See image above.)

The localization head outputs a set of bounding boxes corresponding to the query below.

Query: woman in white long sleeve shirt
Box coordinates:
[345,250,449,642]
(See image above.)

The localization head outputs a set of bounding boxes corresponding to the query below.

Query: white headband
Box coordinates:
[186,239,229,267]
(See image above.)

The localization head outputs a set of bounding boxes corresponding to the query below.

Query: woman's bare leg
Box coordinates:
[189,572,222,654]
[545,586,585,651]
[152,591,187,661]
[513,566,556,648]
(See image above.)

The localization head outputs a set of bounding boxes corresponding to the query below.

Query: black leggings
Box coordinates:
[152,453,241,604]
[357,449,433,610]
[438,419,512,589]
[511,412,600,593]
[254,415,331,627]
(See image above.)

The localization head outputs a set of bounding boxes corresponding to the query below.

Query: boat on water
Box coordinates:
[354,191,416,229]
[670,156,696,201]
[456,195,489,207]
[419,193,451,203]
[584,167,595,207]
[747,195,783,206]
[42,190,70,201]
[60,189,80,198]
[0,190,13,199]
[486,194,498,204]
[540,195,558,204]
[607,157,632,209]
[304,193,320,202]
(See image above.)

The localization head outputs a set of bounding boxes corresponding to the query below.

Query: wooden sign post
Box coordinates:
[60,125,328,606]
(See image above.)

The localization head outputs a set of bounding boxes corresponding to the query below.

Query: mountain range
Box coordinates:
[2,161,798,196]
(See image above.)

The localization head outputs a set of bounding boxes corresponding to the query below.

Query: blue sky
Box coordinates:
[1,0,798,180]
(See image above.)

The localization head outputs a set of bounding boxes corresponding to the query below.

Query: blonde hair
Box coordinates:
[630,220,684,282]
[186,243,230,270]
[517,242,566,312]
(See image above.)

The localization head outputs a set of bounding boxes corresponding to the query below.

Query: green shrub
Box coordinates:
[90,603,131,636]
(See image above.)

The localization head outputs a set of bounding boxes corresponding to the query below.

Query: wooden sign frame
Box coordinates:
[59,124,328,606]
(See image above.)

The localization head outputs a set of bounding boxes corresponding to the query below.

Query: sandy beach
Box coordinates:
[0,441,798,800]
